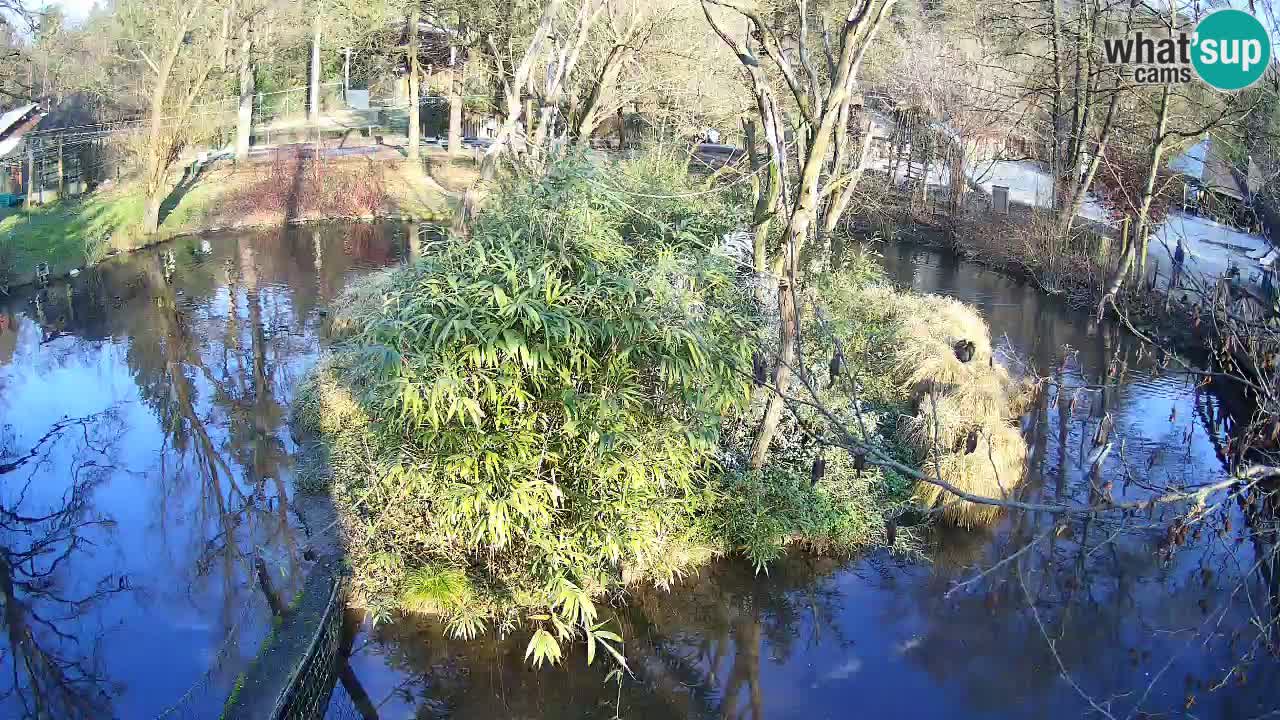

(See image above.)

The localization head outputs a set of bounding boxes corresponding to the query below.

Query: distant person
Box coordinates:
[1170,240,1185,291]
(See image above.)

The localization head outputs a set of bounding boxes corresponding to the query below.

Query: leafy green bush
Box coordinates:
[715,251,918,568]
[297,156,923,668]
[297,156,758,664]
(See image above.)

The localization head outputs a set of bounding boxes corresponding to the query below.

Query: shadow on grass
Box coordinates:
[158,161,210,226]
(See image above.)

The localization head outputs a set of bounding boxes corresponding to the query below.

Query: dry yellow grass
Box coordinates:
[868,289,1031,528]
[916,423,1027,528]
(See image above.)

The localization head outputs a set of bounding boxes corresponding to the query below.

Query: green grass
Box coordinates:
[0,188,144,284]
[0,159,451,290]
[0,178,226,288]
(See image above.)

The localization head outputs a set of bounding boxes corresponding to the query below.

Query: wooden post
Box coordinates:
[57,137,64,199]
[26,141,35,203]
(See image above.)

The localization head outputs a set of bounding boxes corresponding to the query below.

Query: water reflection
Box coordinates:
[338,243,1279,720]
[0,408,124,719]
[0,223,409,718]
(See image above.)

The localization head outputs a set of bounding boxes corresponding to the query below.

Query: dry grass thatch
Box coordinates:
[877,291,1031,528]
[916,423,1027,528]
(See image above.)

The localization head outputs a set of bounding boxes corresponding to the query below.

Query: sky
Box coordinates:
[25,0,97,24]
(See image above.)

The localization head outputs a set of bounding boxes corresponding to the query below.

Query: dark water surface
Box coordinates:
[0,223,412,719]
[1,227,1275,719]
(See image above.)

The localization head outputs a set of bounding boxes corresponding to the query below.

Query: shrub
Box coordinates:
[295,153,1014,667]
[218,152,389,221]
[296,156,757,665]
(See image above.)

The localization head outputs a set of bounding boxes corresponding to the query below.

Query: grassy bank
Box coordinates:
[293,154,1029,667]
[0,155,458,290]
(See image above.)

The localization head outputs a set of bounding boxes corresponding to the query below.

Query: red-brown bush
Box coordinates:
[219,148,390,221]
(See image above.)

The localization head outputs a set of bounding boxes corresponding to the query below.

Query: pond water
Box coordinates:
[0,226,1274,719]
[0,223,415,719]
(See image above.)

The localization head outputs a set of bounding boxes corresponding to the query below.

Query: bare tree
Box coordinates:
[0,410,126,719]
[702,0,898,468]
[115,0,229,234]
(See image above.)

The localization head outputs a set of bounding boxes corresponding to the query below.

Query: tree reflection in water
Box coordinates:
[0,223,408,718]
[0,409,126,719]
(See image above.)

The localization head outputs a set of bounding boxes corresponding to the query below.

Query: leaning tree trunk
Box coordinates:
[1102,84,1169,307]
[480,0,562,180]
[573,42,628,146]
[1057,84,1117,237]
[705,0,897,468]
[235,34,255,160]
[407,5,421,161]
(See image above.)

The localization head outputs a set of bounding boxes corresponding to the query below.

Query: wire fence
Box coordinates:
[272,567,349,720]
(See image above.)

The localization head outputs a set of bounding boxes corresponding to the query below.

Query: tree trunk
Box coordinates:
[708,0,897,466]
[236,34,255,160]
[1058,83,1118,237]
[743,119,779,273]
[142,175,164,234]
[480,0,563,180]
[1102,85,1170,305]
[1048,0,1066,211]
[750,273,798,469]
[447,66,463,155]
[821,120,874,234]
[308,10,321,124]
[408,5,421,161]
[530,0,602,153]
[573,43,628,145]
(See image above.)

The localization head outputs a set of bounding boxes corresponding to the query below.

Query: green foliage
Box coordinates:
[299,154,757,662]
[219,673,246,720]
[715,249,917,568]
[297,154,922,669]
[0,178,227,286]
[401,565,473,614]
[0,189,144,281]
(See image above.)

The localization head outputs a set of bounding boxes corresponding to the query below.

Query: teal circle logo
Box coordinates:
[1192,9,1271,91]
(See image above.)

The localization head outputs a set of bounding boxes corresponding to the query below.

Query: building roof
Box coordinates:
[0,104,42,160]
[0,103,38,133]
[1168,137,1260,201]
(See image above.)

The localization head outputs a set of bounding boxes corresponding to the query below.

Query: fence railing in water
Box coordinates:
[221,558,350,720]
[272,564,348,720]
